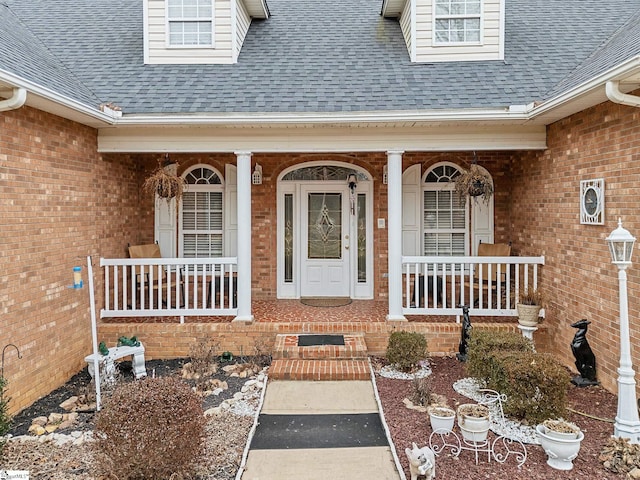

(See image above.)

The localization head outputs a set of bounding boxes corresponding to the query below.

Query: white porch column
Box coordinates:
[234,151,253,323]
[387,150,406,321]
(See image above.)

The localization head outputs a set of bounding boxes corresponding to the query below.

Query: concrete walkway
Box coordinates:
[240,380,403,480]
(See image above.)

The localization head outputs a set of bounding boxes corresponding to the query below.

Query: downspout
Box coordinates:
[606,80,640,108]
[0,87,27,112]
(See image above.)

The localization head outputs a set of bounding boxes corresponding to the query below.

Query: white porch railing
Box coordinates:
[402,255,545,317]
[100,257,238,320]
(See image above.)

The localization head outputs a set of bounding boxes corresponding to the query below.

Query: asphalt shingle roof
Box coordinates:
[2,0,640,115]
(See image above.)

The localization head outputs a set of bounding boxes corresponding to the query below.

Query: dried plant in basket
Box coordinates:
[142,157,186,202]
[452,163,494,204]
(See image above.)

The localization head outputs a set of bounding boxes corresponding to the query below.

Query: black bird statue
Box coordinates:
[570,319,599,386]
[457,304,472,362]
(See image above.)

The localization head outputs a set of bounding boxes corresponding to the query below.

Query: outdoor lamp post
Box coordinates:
[606,218,640,443]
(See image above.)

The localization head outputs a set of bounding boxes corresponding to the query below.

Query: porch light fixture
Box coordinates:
[347,173,357,215]
[162,153,178,176]
[606,218,640,443]
[252,163,263,185]
[383,165,388,184]
[347,173,357,192]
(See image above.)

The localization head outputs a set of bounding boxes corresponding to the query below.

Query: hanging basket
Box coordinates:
[142,159,186,202]
[468,180,486,197]
[452,164,494,204]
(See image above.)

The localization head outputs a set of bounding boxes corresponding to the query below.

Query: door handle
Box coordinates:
[345,245,349,250]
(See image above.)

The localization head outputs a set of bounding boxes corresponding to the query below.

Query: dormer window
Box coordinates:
[167,0,214,47]
[434,0,481,44]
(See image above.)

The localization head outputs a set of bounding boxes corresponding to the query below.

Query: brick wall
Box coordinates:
[510,94,640,394]
[0,107,142,413]
[5,95,638,414]
[96,320,534,360]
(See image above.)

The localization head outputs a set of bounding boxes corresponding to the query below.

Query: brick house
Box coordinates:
[2,0,640,413]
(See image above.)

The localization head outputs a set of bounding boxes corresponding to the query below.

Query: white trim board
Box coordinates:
[98,124,546,152]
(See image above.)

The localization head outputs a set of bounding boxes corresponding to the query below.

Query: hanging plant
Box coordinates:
[452,163,494,204]
[142,155,186,202]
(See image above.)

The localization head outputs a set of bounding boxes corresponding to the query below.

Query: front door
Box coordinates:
[300,185,351,297]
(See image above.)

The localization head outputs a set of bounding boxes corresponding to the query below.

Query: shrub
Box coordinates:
[466,330,533,383]
[386,331,428,372]
[494,351,570,424]
[93,376,206,479]
[0,376,11,457]
[189,338,219,377]
[0,377,12,436]
[410,376,431,406]
[251,337,274,368]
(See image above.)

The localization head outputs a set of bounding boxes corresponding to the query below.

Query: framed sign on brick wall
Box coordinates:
[580,178,604,225]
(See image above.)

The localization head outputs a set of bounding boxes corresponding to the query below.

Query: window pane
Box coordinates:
[168,21,212,46]
[466,1,480,14]
[435,31,450,43]
[452,208,466,228]
[451,2,464,15]
[181,188,223,258]
[184,5,198,16]
[308,193,342,260]
[357,194,366,283]
[423,164,467,256]
[435,4,449,15]
[284,194,294,283]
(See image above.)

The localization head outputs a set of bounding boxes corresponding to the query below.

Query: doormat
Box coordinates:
[250,413,388,449]
[300,297,352,307]
[297,334,345,347]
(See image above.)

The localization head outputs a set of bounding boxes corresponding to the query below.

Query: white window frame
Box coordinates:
[166,0,215,48]
[422,162,469,256]
[179,165,225,259]
[433,0,482,46]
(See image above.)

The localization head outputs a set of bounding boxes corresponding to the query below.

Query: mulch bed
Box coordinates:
[4,355,628,479]
[9,358,248,437]
[376,355,625,479]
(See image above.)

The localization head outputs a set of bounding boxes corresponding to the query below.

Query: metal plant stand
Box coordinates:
[429,389,527,467]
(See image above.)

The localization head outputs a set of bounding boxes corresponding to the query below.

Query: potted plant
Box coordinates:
[536,419,584,470]
[452,164,494,204]
[428,405,456,433]
[142,155,186,202]
[457,403,490,443]
[516,287,545,327]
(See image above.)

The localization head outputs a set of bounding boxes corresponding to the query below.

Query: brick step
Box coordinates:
[273,333,368,360]
[269,359,371,381]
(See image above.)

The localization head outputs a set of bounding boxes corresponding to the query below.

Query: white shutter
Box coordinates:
[470,166,494,254]
[155,195,177,257]
[225,164,237,257]
[402,164,421,256]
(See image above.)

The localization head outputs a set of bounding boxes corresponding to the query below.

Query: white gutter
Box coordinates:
[0,69,115,124]
[606,80,640,108]
[115,108,530,126]
[0,87,27,111]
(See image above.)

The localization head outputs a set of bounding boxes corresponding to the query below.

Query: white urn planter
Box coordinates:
[457,404,490,444]
[429,407,455,433]
[517,303,541,327]
[536,424,584,470]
